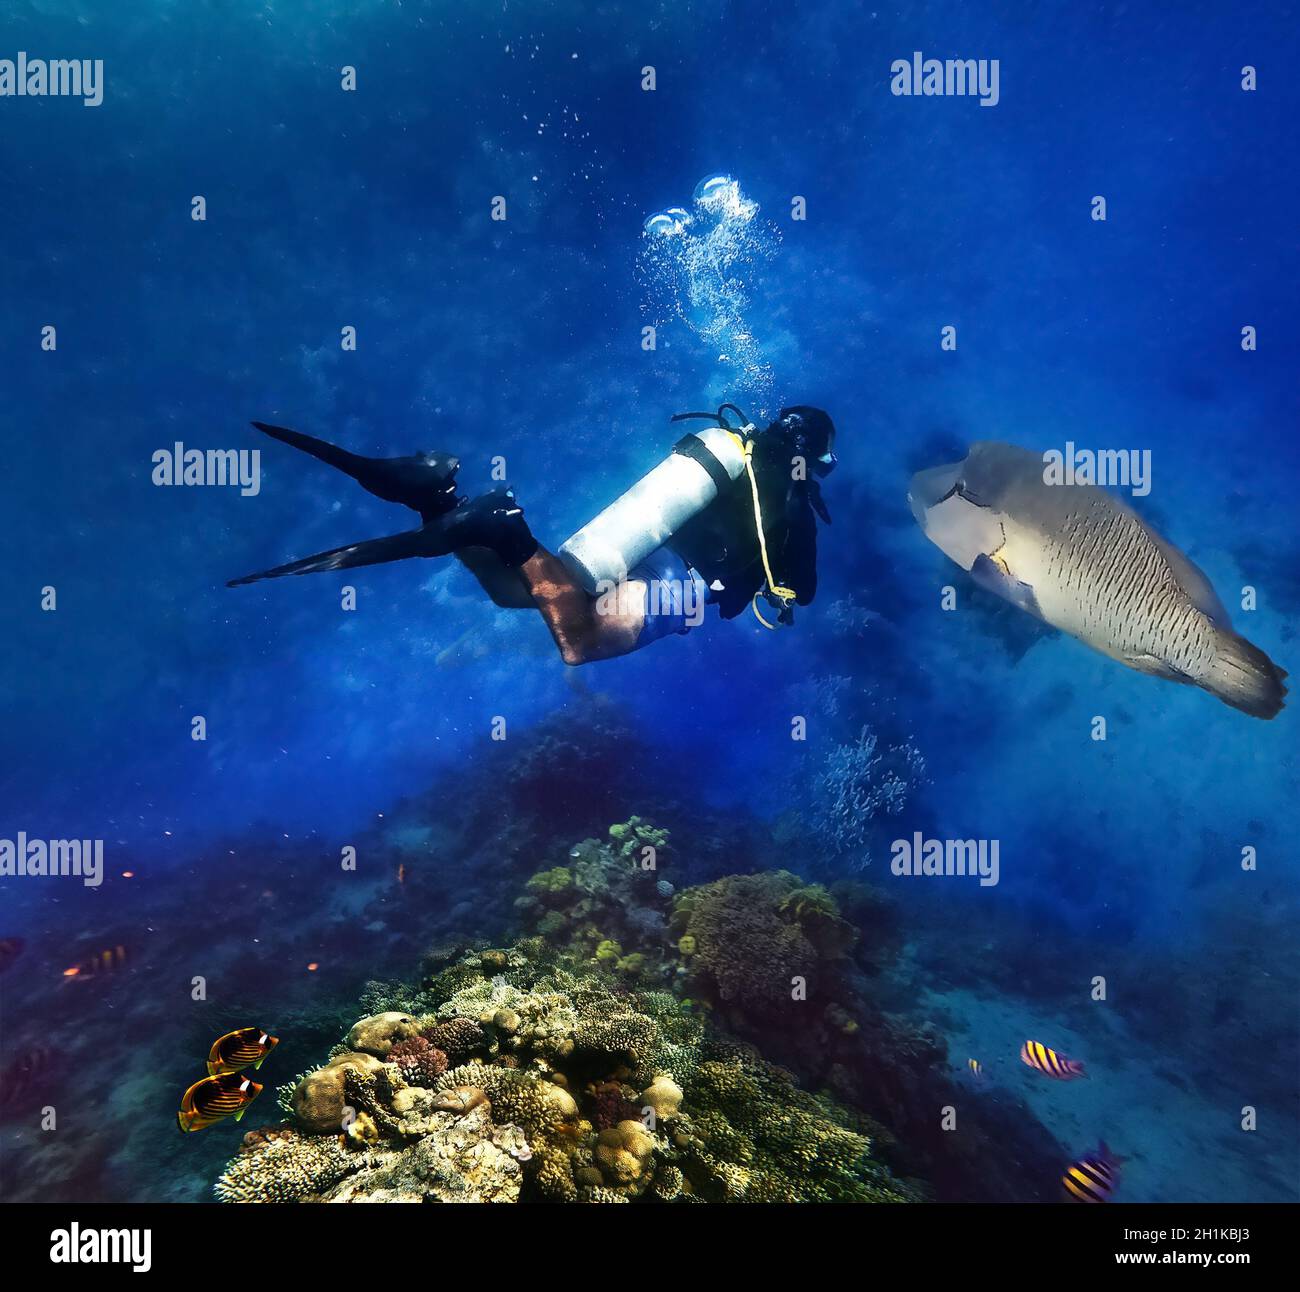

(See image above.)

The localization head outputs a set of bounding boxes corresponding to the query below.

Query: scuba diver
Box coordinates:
[228,404,837,665]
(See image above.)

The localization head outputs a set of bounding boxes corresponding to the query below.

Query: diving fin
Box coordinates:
[251,422,462,522]
[228,490,537,587]
[227,526,453,586]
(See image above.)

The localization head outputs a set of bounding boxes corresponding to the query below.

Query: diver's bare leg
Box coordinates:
[517,547,645,665]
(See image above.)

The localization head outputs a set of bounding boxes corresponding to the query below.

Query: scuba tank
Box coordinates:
[558,410,750,594]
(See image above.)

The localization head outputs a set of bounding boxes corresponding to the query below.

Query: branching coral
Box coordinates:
[672,1057,917,1203]
[214,1132,360,1203]
[809,725,926,860]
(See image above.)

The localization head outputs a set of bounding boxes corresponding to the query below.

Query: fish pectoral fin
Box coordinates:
[1124,653,1194,683]
[233,1104,249,1122]
[970,553,1043,618]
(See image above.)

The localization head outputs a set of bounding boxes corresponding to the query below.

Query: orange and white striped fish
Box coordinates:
[177,1072,262,1132]
[1020,1039,1086,1080]
[206,1028,278,1076]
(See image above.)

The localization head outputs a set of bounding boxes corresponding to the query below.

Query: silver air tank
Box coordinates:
[558,426,748,594]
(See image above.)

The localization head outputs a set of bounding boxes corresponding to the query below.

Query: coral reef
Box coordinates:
[346,1012,421,1058]
[388,1035,449,1085]
[671,870,858,1032]
[291,1052,386,1133]
[809,726,927,861]
[213,818,1073,1204]
[214,1129,361,1203]
[318,1100,524,1203]
[676,1057,906,1202]
[216,917,917,1203]
[513,818,675,977]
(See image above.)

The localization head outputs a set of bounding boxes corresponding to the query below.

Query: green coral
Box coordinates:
[673,1058,916,1203]
[608,815,669,861]
[526,866,574,899]
[616,952,647,977]
[777,883,857,957]
[671,871,857,1018]
[514,820,675,975]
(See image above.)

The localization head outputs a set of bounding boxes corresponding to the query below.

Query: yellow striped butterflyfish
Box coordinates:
[177,1072,262,1132]
[206,1027,279,1076]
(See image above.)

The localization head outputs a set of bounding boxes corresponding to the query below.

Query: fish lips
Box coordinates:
[908,460,964,527]
[909,457,1009,573]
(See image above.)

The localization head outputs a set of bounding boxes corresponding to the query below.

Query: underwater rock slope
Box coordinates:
[215,819,1063,1203]
[218,962,913,1202]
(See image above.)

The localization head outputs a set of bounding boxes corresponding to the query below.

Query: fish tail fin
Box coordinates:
[1204,631,1288,719]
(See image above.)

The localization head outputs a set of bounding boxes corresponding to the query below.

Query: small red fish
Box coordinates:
[1021,1039,1086,1079]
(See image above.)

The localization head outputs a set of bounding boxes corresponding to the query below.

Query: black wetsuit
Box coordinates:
[667,430,822,620]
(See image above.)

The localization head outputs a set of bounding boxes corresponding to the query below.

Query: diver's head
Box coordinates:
[768,406,837,477]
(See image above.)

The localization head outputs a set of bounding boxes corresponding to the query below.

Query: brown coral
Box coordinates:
[388,1035,449,1085]
[291,1052,386,1133]
[421,1017,485,1064]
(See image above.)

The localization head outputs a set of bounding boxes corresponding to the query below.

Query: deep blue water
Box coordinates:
[1,0,1296,1204]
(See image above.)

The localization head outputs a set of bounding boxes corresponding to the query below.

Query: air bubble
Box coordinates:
[692,173,736,204]
[643,207,690,237]
[637,177,777,409]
